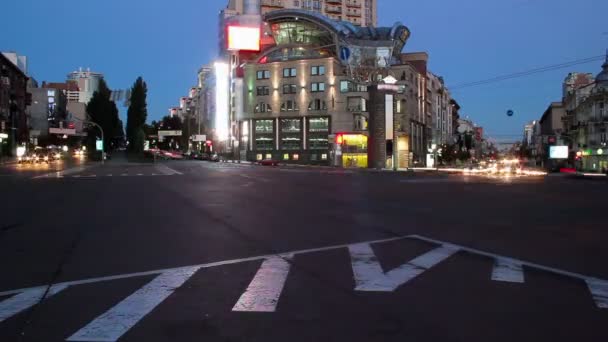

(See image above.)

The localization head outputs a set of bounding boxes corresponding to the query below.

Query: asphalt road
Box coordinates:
[0,159,607,342]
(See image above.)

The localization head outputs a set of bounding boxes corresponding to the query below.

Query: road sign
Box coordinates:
[49,128,76,135]
[339,47,351,61]
[0,133,8,139]
[192,134,207,142]
[96,140,103,151]
[507,109,514,117]
[158,130,182,137]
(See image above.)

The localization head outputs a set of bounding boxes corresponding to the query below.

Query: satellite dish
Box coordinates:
[507,109,514,117]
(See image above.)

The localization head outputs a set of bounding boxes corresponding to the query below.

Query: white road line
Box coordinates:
[67,266,199,342]
[349,243,459,292]
[586,279,608,309]
[409,235,608,309]
[73,175,81,178]
[137,174,143,176]
[232,256,292,312]
[33,166,90,179]
[0,236,407,297]
[240,174,270,183]
[0,285,67,322]
[492,259,525,283]
[155,164,183,175]
[121,174,128,177]
[106,174,112,177]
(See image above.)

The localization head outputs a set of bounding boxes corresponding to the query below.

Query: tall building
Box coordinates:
[0,52,30,156]
[67,68,104,104]
[227,0,377,26]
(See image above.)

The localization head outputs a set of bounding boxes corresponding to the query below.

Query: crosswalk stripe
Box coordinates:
[232,256,292,312]
[586,278,608,309]
[0,285,68,322]
[67,266,199,342]
[492,259,525,283]
[349,243,459,292]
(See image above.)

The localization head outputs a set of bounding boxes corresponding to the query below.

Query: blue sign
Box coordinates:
[507,109,514,117]
[339,47,351,61]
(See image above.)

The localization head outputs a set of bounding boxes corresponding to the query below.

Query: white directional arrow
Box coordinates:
[348,243,460,291]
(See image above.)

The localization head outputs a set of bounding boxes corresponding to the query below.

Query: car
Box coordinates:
[259,159,279,166]
[210,153,220,162]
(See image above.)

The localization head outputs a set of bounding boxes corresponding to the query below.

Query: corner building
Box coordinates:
[235,10,433,167]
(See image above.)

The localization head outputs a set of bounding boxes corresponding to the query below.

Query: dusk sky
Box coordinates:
[1,0,607,141]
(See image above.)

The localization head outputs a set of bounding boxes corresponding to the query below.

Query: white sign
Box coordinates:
[0,133,8,139]
[192,134,207,142]
[49,128,76,135]
[385,94,394,140]
[549,146,568,159]
[427,153,435,168]
[158,130,183,137]
[96,140,103,151]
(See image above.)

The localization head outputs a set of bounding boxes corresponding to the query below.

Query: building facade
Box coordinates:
[67,68,104,104]
[27,86,67,143]
[0,52,30,156]
[227,0,377,26]
[562,56,608,172]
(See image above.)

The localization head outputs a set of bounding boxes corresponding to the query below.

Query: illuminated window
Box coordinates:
[311,82,325,92]
[257,154,263,161]
[311,65,326,76]
[255,102,272,113]
[284,153,289,160]
[256,70,270,80]
[308,117,329,132]
[266,154,272,159]
[255,120,274,133]
[321,154,328,160]
[283,68,297,78]
[281,119,301,132]
[293,154,300,161]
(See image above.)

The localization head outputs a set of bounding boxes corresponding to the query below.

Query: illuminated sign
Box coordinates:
[227,26,261,51]
[549,146,568,159]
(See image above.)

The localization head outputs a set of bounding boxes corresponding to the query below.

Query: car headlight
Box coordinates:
[55,153,61,159]
[44,156,49,161]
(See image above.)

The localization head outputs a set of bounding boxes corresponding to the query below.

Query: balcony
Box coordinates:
[346,12,360,17]
[326,0,342,4]
[326,6,342,14]
[345,0,360,7]
[261,0,284,8]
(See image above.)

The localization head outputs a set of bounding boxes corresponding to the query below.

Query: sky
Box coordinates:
[1,0,607,141]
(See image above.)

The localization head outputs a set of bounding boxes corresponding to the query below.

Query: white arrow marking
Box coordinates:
[349,243,459,291]
[0,285,67,322]
[586,278,608,309]
[232,256,292,312]
[492,259,525,283]
[67,266,199,342]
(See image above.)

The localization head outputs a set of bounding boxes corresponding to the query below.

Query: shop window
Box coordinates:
[281,119,301,132]
[256,154,263,161]
[255,119,274,133]
[308,117,329,132]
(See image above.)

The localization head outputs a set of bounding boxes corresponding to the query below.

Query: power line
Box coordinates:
[450,55,605,90]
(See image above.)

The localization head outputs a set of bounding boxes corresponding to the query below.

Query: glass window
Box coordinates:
[311,82,325,92]
[255,120,274,133]
[257,86,269,96]
[308,99,327,111]
[281,136,301,150]
[340,80,349,93]
[311,65,325,76]
[281,119,301,132]
[283,68,296,78]
[257,70,270,80]
[308,117,329,132]
[281,100,299,112]
[255,136,274,151]
[309,136,329,150]
[282,84,297,94]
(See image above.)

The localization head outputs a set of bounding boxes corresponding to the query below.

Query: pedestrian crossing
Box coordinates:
[0,235,606,341]
[33,164,183,179]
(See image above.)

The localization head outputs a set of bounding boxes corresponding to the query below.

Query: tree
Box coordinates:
[86,79,120,152]
[126,77,148,153]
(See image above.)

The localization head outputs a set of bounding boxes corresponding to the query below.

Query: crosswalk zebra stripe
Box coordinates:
[232,256,292,312]
[0,284,68,322]
[586,278,608,309]
[66,266,199,342]
[349,243,459,292]
[492,259,525,283]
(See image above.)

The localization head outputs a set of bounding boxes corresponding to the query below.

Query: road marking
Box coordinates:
[0,284,67,322]
[67,266,199,342]
[240,174,270,183]
[73,175,81,178]
[232,256,292,312]
[151,173,158,176]
[349,243,459,291]
[155,164,183,175]
[0,236,407,297]
[2,235,608,311]
[121,174,128,177]
[33,166,90,179]
[106,174,112,177]
[586,279,608,309]
[137,174,144,176]
[492,259,525,283]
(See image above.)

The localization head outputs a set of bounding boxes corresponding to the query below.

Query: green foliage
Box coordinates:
[85,79,121,151]
[126,77,148,153]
